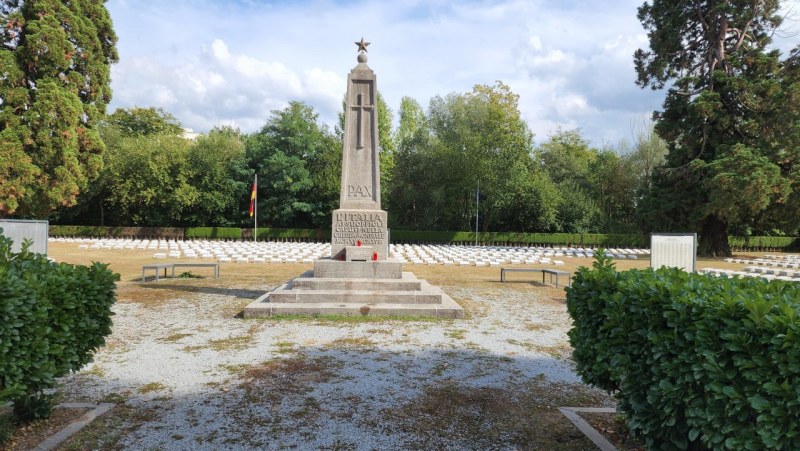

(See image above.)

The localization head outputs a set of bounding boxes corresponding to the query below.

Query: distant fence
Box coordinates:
[47,225,799,251]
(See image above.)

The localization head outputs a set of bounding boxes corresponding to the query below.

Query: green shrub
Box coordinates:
[567,252,800,449]
[0,412,12,446]
[12,392,57,424]
[0,230,119,421]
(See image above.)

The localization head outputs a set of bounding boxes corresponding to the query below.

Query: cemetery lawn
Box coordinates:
[21,243,763,449]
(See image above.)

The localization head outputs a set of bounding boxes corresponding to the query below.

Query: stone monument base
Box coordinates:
[243,260,464,318]
[331,209,388,260]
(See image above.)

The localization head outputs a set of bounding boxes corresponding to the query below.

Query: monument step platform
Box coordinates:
[290,275,423,291]
[314,259,403,279]
[243,298,464,319]
[266,282,444,304]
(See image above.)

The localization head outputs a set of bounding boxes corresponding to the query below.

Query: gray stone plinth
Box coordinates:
[345,245,374,261]
[244,288,463,319]
[291,274,422,291]
[314,259,402,279]
[243,272,464,319]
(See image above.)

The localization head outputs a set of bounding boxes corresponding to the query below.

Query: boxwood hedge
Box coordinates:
[0,231,119,411]
[566,252,800,449]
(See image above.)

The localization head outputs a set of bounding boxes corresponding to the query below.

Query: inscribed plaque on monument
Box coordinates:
[650,233,697,272]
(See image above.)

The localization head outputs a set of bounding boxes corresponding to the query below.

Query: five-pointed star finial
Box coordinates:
[355,38,370,53]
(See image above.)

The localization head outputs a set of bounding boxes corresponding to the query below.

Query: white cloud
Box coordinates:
[105,0,800,146]
[109,35,346,133]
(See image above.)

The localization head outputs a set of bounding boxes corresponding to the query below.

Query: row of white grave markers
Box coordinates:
[704,254,800,283]
[54,237,649,266]
[701,267,800,283]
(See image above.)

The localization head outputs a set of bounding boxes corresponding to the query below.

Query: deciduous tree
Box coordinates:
[247,101,339,228]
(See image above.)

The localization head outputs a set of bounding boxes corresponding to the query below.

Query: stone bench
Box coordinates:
[500,268,572,287]
[142,262,220,282]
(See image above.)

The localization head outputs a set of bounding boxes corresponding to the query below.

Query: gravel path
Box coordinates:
[58,282,603,449]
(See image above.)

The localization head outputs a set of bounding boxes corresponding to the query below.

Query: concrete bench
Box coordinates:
[142,262,220,282]
[141,263,174,282]
[500,268,572,287]
[501,267,540,282]
[542,269,572,288]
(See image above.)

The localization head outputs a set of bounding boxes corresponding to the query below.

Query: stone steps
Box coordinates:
[290,276,423,291]
[243,299,464,318]
[243,263,465,318]
[268,286,443,304]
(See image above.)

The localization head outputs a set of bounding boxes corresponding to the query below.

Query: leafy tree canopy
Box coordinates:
[247,101,340,228]
[105,107,183,136]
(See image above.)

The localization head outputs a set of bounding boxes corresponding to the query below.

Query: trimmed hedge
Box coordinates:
[186,227,242,240]
[729,235,800,251]
[0,232,119,404]
[251,227,331,241]
[566,252,800,449]
[50,225,184,239]
[390,230,649,247]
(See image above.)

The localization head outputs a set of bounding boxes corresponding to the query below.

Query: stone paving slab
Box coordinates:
[34,403,114,451]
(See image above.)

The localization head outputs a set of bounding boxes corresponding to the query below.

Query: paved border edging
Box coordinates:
[558,407,617,451]
[33,402,115,451]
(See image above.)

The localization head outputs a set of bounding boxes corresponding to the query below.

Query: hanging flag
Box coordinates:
[249,178,257,217]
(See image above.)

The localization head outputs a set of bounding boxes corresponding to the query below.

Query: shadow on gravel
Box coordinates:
[60,344,614,450]
[137,283,264,299]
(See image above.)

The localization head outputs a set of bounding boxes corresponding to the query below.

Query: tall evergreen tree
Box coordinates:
[0,0,118,217]
[635,0,799,255]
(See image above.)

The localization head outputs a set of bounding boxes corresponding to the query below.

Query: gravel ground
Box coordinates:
[58,282,608,450]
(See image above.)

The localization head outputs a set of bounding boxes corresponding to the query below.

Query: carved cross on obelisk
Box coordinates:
[353,93,372,150]
[330,39,388,260]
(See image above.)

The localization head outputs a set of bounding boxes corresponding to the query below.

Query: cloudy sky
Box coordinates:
[106,0,800,146]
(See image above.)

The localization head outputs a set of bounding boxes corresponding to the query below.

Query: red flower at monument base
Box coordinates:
[372,252,378,261]
[357,240,362,247]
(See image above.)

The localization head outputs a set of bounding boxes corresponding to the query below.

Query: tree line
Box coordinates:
[48,91,669,239]
[2,0,799,255]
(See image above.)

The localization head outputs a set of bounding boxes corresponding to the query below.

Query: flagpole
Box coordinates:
[254,174,258,242]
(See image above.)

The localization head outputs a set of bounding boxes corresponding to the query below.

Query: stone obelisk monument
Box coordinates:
[244,40,463,318]
[331,38,387,261]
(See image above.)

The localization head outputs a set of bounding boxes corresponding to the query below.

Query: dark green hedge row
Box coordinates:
[0,232,119,403]
[50,225,184,239]
[729,235,800,251]
[185,227,242,240]
[391,231,649,247]
[566,252,800,449]
[251,227,331,241]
